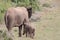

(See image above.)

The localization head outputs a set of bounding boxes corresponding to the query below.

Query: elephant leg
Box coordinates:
[6,21,15,39]
[23,26,28,37]
[30,33,33,39]
[23,28,26,35]
[26,31,28,37]
[7,27,12,36]
[6,26,14,40]
[23,25,26,35]
[19,25,22,37]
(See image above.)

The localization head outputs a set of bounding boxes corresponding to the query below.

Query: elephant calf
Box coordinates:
[23,23,35,38]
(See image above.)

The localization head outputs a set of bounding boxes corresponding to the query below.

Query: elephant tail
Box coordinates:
[4,11,8,26]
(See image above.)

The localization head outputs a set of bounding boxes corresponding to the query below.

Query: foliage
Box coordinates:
[11,0,40,10]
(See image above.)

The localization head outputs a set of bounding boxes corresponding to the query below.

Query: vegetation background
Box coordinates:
[0,0,60,40]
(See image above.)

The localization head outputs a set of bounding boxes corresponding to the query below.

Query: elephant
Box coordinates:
[4,7,30,37]
[23,23,35,39]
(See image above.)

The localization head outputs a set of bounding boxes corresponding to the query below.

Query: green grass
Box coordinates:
[0,13,4,24]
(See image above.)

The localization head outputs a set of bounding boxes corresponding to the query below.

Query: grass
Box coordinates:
[0,13,4,24]
[42,3,51,7]
[0,30,12,40]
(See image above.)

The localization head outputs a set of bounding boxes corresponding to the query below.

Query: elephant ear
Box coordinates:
[26,7,32,18]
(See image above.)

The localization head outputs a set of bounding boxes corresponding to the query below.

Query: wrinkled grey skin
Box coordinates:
[4,7,30,37]
[23,23,35,39]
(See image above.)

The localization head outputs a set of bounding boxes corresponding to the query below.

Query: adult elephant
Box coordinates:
[4,7,31,37]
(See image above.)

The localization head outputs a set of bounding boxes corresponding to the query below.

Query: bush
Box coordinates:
[11,0,40,10]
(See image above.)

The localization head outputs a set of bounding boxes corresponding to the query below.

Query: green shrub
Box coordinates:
[11,0,40,10]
